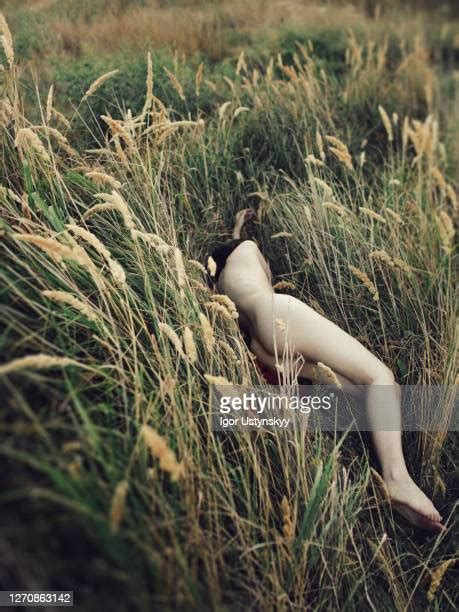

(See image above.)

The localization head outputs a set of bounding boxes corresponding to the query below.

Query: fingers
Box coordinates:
[235,208,255,223]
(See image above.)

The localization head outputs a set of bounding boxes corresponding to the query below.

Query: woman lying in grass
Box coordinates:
[207,209,445,533]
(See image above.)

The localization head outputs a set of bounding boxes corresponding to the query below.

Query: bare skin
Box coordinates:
[216,209,445,533]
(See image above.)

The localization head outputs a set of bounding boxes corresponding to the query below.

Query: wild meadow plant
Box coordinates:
[0,9,457,610]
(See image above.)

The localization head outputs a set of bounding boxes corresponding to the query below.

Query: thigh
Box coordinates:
[255,294,385,385]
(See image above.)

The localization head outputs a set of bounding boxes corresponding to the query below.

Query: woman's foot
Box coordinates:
[384,471,445,533]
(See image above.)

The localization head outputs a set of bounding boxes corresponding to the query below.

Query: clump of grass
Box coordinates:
[0,9,457,612]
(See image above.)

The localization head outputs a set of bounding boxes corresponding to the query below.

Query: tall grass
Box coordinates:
[0,8,457,611]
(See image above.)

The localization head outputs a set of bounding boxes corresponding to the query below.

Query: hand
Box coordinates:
[235,209,255,225]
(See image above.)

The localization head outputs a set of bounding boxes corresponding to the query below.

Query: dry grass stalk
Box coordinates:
[275,318,286,332]
[14,234,89,267]
[85,171,122,190]
[15,128,50,162]
[324,201,347,216]
[431,166,447,194]
[109,480,129,533]
[210,294,238,319]
[378,105,393,142]
[159,376,176,402]
[317,362,342,388]
[359,207,386,224]
[199,313,214,352]
[385,208,404,224]
[218,101,232,121]
[204,301,234,321]
[101,115,135,150]
[163,66,185,101]
[217,340,238,362]
[233,106,250,119]
[436,210,455,254]
[113,135,129,166]
[82,202,119,221]
[141,425,184,481]
[195,61,204,96]
[144,51,153,111]
[42,290,98,321]
[0,13,14,68]
[158,322,185,358]
[280,496,295,539]
[0,186,21,204]
[0,354,78,377]
[305,154,324,167]
[236,50,247,75]
[174,247,186,288]
[325,135,354,171]
[131,229,170,253]
[204,374,231,386]
[271,231,293,239]
[313,177,333,197]
[393,258,411,273]
[207,256,217,278]
[188,259,206,275]
[272,280,295,291]
[66,224,126,285]
[370,250,394,267]
[95,191,136,233]
[370,466,390,500]
[349,265,379,301]
[51,108,71,130]
[183,327,197,363]
[445,184,457,212]
[46,85,54,124]
[82,69,119,101]
[316,129,325,161]
[34,125,78,157]
[427,558,457,602]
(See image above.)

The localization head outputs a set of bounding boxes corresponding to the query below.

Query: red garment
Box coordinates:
[255,358,280,385]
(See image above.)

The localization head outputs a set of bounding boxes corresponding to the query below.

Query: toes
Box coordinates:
[423,519,445,534]
[392,502,446,533]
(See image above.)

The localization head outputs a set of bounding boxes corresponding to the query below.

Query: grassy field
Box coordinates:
[0,1,458,610]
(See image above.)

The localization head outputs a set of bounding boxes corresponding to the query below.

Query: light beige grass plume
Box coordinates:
[199,313,214,352]
[141,425,184,481]
[317,362,342,388]
[427,558,457,602]
[42,290,98,321]
[15,128,50,162]
[0,354,79,377]
[0,12,14,68]
[109,480,129,534]
[349,265,379,301]
[378,105,393,142]
[66,224,126,286]
[359,207,386,223]
[158,322,186,358]
[85,171,122,190]
[183,327,197,363]
[82,70,120,102]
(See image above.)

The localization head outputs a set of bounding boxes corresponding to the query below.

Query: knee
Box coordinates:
[369,363,397,387]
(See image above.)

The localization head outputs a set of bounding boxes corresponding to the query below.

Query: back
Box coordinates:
[216,240,273,318]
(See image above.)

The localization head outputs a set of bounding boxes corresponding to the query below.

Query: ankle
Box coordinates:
[382,464,410,483]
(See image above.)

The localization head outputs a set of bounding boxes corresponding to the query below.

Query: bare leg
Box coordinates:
[232,208,255,239]
[250,293,444,532]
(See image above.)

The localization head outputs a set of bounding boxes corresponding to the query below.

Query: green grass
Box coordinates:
[0,2,458,610]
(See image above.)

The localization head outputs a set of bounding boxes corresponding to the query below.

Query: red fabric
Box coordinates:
[255,358,280,385]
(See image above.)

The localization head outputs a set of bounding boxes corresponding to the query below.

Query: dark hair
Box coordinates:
[203,238,245,288]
